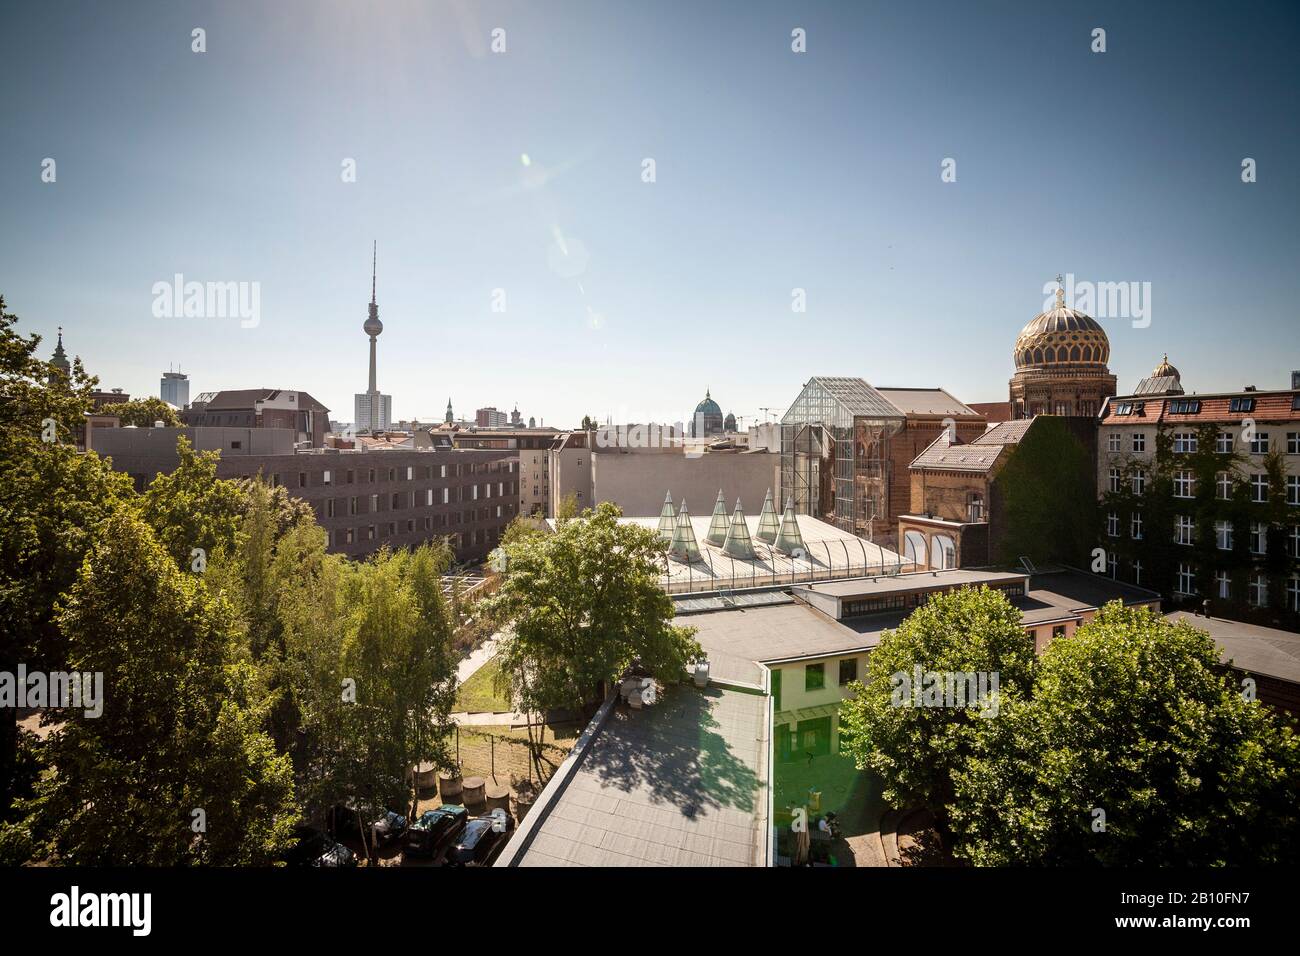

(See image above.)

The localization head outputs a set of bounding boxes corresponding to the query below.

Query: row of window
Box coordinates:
[1107,512,1300,556]
[1106,430,1300,455]
[287,460,514,489]
[313,484,517,517]
[332,522,501,550]
[1107,467,1300,504]
[1172,564,1300,611]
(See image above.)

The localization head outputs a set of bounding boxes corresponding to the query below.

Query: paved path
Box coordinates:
[452,710,534,727]
[456,633,501,685]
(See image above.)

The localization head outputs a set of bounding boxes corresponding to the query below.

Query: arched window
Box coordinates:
[1032,348,1044,364]
[930,534,957,570]
[904,531,928,569]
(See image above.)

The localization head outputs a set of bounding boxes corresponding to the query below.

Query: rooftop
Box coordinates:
[1165,612,1300,685]
[500,684,769,867]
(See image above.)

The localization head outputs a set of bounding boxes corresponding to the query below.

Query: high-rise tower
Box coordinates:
[354,242,392,432]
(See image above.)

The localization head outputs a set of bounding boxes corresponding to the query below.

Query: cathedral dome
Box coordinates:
[1152,353,1179,380]
[1012,290,1110,369]
[694,390,722,419]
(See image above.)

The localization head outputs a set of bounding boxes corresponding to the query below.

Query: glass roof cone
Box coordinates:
[720,498,756,561]
[754,488,780,543]
[656,491,676,544]
[773,496,806,555]
[668,499,702,563]
[704,489,729,546]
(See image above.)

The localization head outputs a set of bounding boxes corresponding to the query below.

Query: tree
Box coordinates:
[837,586,1036,817]
[949,603,1300,865]
[0,295,135,817]
[97,396,181,427]
[554,491,580,522]
[34,510,296,865]
[140,436,245,570]
[485,502,700,761]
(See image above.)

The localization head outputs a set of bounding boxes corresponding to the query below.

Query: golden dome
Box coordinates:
[1152,353,1179,379]
[1013,288,1110,370]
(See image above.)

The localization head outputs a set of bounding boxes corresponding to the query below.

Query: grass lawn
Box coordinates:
[454,655,512,713]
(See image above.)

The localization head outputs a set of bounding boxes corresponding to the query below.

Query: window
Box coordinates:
[1052,625,1067,640]
[1288,432,1300,455]
[323,469,332,487]
[1249,522,1267,555]
[425,489,433,506]
[1130,512,1143,540]
[1248,573,1268,608]
[1229,397,1255,413]
[391,492,401,509]
[1132,432,1146,453]
[370,493,379,512]
[1169,398,1201,414]
[1133,560,1143,585]
[348,497,358,516]
[1109,468,1121,493]
[1216,471,1232,500]
[346,469,355,484]
[325,499,336,518]
[440,464,448,478]
[298,472,307,488]
[472,485,479,500]
[1215,520,1233,551]
[1290,525,1300,559]
[1173,432,1197,454]
[1289,575,1300,613]
[1107,552,1118,578]
[366,525,375,541]
[230,440,241,450]
[1216,432,1234,454]
[838,658,858,686]
[1176,563,1195,596]
[405,466,413,480]
[367,468,375,483]
[1107,512,1119,537]
[1174,515,1194,546]
[1250,432,1270,454]
[1251,474,1268,503]
[1132,468,1146,495]
[805,662,825,692]
[442,487,450,504]
[1107,433,1121,452]
[1288,476,1300,506]
[1215,571,1230,599]
[1173,470,1195,498]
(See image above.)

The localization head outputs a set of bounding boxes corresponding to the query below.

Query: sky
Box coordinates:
[2,0,1298,429]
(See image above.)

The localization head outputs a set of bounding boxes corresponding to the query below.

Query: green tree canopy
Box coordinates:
[838,586,1037,814]
[949,603,1300,865]
[97,395,181,427]
[486,502,700,719]
[35,510,296,864]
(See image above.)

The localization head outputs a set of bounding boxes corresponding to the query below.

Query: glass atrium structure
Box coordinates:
[780,377,905,540]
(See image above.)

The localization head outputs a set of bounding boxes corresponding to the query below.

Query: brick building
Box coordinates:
[181,388,330,448]
[1097,362,1300,629]
[93,426,518,563]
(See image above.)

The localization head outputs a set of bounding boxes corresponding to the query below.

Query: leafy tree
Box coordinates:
[838,586,1036,816]
[0,296,135,816]
[97,395,181,427]
[140,436,245,569]
[949,603,1300,865]
[485,502,700,767]
[34,510,296,864]
[554,491,580,522]
[993,416,1098,566]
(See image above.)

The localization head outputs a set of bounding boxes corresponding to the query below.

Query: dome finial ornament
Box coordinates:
[1054,273,1066,309]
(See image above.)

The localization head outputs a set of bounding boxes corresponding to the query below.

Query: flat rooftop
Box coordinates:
[502,684,769,867]
[793,568,1027,600]
[1166,611,1300,685]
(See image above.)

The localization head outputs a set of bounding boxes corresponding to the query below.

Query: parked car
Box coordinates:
[405,805,468,856]
[444,812,510,867]
[372,810,408,846]
[283,825,357,868]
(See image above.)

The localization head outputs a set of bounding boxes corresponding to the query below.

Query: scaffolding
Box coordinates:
[780,377,904,541]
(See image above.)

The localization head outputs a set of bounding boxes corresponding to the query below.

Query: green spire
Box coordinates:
[668,499,702,563]
[754,488,779,543]
[720,498,755,560]
[704,489,729,546]
[656,491,676,543]
[773,496,806,556]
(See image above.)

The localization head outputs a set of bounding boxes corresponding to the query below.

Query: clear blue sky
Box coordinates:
[2,0,1297,428]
